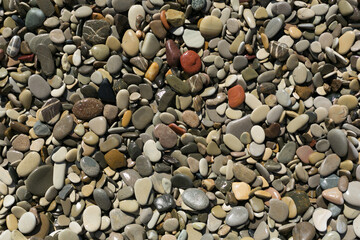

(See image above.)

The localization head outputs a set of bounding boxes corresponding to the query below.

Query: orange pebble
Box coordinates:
[145,62,159,81]
[91,13,105,20]
[165,69,173,77]
[122,110,132,127]
[169,123,186,135]
[160,10,171,30]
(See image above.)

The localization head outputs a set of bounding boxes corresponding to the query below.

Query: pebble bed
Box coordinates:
[1,0,360,239]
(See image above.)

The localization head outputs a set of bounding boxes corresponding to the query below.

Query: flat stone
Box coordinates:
[80,156,100,177]
[225,206,248,227]
[182,29,204,48]
[199,16,223,39]
[313,208,332,232]
[327,129,348,157]
[233,163,256,183]
[83,205,101,232]
[83,20,110,45]
[318,154,341,176]
[26,165,53,196]
[93,188,111,211]
[36,44,55,76]
[182,188,209,210]
[264,16,284,39]
[292,222,316,240]
[18,212,36,234]
[278,142,297,164]
[344,181,360,207]
[269,199,289,222]
[72,98,104,120]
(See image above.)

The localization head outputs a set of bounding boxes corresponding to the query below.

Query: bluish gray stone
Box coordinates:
[182,188,209,210]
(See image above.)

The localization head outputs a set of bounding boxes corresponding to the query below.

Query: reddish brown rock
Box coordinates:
[264,123,280,139]
[72,98,104,120]
[296,145,314,164]
[228,85,245,108]
[154,123,178,148]
[166,40,181,67]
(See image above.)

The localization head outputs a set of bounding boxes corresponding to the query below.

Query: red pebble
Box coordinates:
[245,54,256,60]
[18,54,34,62]
[228,85,245,108]
[168,123,186,135]
[180,50,201,75]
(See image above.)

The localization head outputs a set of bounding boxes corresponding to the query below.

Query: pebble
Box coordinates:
[18,212,36,234]
[225,207,248,227]
[182,188,209,210]
[0,0,358,239]
[83,205,101,232]
[199,16,223,39]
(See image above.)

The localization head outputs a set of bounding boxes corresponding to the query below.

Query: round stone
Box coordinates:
[182,188,209,210]
[180,50,202,75]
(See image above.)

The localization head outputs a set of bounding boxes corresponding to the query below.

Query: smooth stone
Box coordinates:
[276,89,291,107]
[269,199,289,222]
[93,189,112,211]
[322,187,344,205]
[18,212,36,234]
[338,31,355,55]
[7,35,21,57]
[80,156,100,177]
[293,64,307,84]
[112,0,135,12]
[292,222,316,240]
[243,9,256,28]
[141,33,160,59]
[16,152,41,177]
[128,5,145,30]
[338,0,354,16]
[344,181,360,207]
[192,0,206,10]
[26,165,53,196]
[110,209,135,231]
[75,6,92,18]
[287,114,309,133]
[72,98,104,120]
[318,154,341,176]
[327,129,348,157]
[36,44,55,76]
[134,178,153,205]
[233,163,256,183]
[83,20,110,45]
[313,208,332,232]
[122,29,140,57]
[132,106,154,130]
[83,205,101,232]
[182,29,204,48]
[199,16,223,39]
[264,16,284,39]
[278,142,296,164]
[166,74,190,95]
[182,188,209,210]
[25,8,45,30]
[226,115,253,139]
[153,194,176,212]
[53,115,74,140]
[225,206,248,227]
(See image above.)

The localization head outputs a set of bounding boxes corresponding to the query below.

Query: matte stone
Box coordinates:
[26,165,53,196]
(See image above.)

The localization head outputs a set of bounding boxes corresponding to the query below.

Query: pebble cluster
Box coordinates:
[1,0,360,239]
